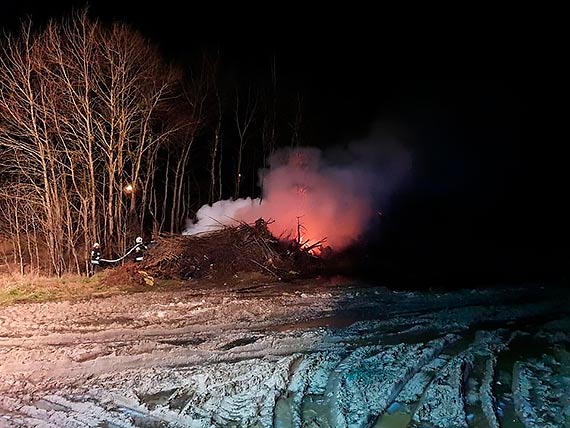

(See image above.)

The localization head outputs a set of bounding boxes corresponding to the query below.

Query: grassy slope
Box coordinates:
[0,271,142,306]
[0,269,277,307]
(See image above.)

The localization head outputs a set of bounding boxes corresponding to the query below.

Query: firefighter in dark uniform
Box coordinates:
[133,236,147,262]
[89,242,101,276]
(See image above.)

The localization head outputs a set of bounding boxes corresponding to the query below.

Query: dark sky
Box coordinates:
[2,2,567,285]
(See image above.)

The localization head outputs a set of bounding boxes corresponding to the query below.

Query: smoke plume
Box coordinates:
[184,129,411,252]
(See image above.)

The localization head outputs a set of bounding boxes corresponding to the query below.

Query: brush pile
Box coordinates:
[108,219,328,284]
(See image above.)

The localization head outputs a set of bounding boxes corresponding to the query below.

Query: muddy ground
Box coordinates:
[0,275,569,428]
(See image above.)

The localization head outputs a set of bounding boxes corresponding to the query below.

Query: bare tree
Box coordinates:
[0,9,196,275]
[233,85,258,200]
[259,55,278,203]
[209,78,224,206]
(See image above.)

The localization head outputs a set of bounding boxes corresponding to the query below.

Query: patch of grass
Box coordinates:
[0,269,198,307]
[0,283,56,305]
[0,271,132,306]
[0,268,277,307]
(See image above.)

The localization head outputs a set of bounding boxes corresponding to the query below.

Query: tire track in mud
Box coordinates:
[0,283,568,427]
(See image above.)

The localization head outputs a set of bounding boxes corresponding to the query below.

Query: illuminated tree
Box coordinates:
[0,9,195,275]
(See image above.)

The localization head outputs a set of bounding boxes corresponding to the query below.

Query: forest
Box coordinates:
[0,9,304,276]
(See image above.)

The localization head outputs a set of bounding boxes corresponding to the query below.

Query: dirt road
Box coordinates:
[1,277,568,427]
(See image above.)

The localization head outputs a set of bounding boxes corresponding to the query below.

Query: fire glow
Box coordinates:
[185,139,411,253]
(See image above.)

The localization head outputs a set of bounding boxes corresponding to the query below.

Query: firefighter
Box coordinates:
[89,242,101,276]
[133,236,147,262]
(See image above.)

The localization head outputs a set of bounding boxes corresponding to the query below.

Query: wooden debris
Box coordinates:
[109,219,328,283]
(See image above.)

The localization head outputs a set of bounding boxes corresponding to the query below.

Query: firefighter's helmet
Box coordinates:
[136,237,143,244]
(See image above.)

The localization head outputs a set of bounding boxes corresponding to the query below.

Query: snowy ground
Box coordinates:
[0,277,568,428]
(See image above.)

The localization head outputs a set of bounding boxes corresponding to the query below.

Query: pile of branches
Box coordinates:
[135,219,327,281]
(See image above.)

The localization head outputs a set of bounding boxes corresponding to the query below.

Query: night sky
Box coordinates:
[2,2,567,286]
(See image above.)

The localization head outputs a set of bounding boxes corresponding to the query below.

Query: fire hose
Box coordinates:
[98,244,141,264]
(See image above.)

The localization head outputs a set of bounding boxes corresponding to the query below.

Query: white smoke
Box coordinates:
[182,197,260,235]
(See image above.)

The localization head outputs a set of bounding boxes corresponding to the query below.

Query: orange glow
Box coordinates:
[185,143,410,254]
[233,148,373,252]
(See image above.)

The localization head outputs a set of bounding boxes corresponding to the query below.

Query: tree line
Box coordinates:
[0,8,304,275]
